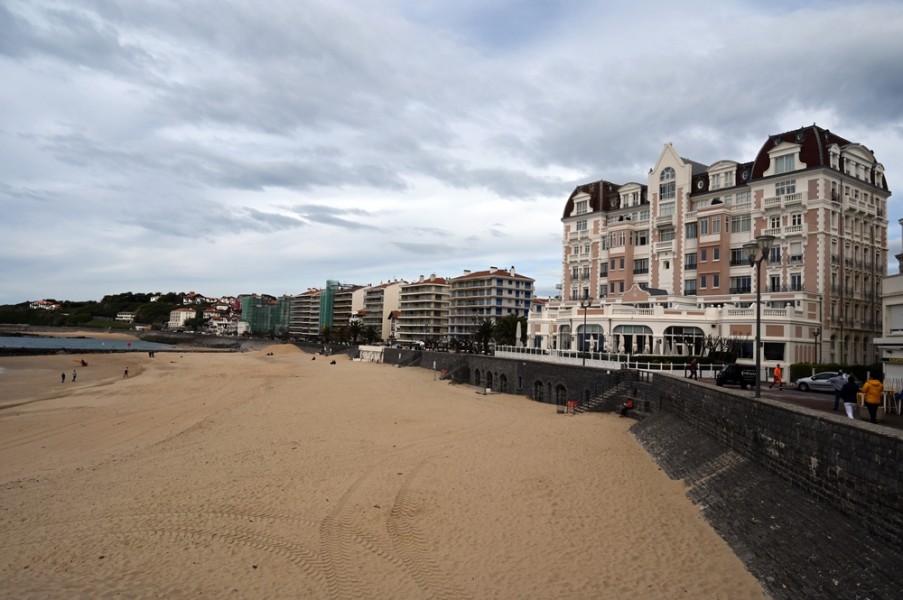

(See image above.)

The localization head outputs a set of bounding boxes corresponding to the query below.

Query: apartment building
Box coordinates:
[289,288,321,340]
[361,280,406,342]
[448,266,534,341]
[396,274,450,345]
[874,219,903,390]
[240,294,292,335]
[532,124,890,366]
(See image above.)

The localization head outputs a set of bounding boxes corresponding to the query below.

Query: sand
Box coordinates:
[0,346,767,599]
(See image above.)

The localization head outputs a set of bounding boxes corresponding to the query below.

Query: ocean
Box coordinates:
[0,336,175,352]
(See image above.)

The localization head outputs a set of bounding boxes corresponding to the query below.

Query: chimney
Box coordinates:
[510,265,516,276]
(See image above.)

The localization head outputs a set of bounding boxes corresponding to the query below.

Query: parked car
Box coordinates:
[794,371,839,392]
[715,364,757,389]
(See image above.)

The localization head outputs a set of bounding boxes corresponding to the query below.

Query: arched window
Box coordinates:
[577,323,604,352]
[660,167,676,199]
[663,325,706,356]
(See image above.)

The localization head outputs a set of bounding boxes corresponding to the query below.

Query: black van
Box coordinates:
[715,364,757,389]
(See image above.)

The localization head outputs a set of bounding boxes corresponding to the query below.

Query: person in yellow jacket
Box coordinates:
[860,373,884,424]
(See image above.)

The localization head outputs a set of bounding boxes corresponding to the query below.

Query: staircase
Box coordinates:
[440,362,468,384]
[573,381,629,414]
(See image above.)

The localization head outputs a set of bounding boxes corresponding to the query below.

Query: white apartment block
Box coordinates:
[448,266,534,341]
[397,274,450,345]
[530,125,890,367]
[362,280,406,342]
[289,289,321,340]
[167,307,196,330]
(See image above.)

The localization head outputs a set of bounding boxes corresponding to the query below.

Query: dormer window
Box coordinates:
[575,200,588,215]
[774,154,795,174]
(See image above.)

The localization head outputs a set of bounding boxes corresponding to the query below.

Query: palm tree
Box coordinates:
[363,325,380,344]
[475,319,495,354]
[347,321,364,344]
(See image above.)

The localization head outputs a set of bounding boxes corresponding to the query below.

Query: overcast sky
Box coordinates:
[2,0,902,305]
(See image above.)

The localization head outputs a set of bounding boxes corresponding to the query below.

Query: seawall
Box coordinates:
[385,349,903,599]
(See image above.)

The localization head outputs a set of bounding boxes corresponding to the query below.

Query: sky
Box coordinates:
[2,0,903,305]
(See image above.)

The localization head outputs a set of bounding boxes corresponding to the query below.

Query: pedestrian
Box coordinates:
[840,376,859,419]
[828,370,846,410]
[770,363,783,390]
[123,367,129,378]
[61,372,65,384]
[72,369,77,383]
[860,373,884,424]
[688,359,698,380]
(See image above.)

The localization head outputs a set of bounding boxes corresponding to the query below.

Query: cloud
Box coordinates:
[0,0,901,304]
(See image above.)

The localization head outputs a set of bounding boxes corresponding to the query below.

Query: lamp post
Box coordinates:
[812,327,821,366]
[580,291,592,366]
[743,235,775,398]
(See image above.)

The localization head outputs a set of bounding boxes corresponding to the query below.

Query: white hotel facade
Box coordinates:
[528,125,890,368]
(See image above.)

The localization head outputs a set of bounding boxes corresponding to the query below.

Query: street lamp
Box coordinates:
[812,327,822,366]
[580,290,592,366]
[743,234,776,398]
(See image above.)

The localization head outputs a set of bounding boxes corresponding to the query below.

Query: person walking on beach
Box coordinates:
[860,373,884,424]
[829,370,846,410]
[770,364,783,390]
[840,376,859,420]
[72,369,77,383]
[123,367,129,378]
[61,372,65,384]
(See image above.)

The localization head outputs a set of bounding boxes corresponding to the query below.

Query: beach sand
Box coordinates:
[0,346,766,599]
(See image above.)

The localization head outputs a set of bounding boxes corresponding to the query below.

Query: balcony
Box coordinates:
[654,240,673,253]
[656,215,674,228]
[784,192,802,205]
[763,196,782,209]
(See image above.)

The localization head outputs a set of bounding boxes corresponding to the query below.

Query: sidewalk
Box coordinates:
[758,386,903,430]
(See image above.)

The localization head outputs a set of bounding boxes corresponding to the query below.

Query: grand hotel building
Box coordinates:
[528,124,890,367]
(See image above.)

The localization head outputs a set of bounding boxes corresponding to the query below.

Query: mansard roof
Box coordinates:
[749,124,888,191]
[562,179,624,219]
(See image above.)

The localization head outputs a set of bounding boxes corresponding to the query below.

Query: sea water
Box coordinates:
[0,336,174,352]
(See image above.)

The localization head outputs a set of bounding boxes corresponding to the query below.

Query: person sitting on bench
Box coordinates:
[620,398,635,417]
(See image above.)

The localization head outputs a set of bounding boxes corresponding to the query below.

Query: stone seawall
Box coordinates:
[396,351,903,599]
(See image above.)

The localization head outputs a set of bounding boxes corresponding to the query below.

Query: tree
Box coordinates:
[363,325,380,344]
[493,314,526,346]
[474,319,495,354]
[347,321,364,344]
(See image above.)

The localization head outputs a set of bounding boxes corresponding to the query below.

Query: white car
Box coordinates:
[794,371,839,392]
